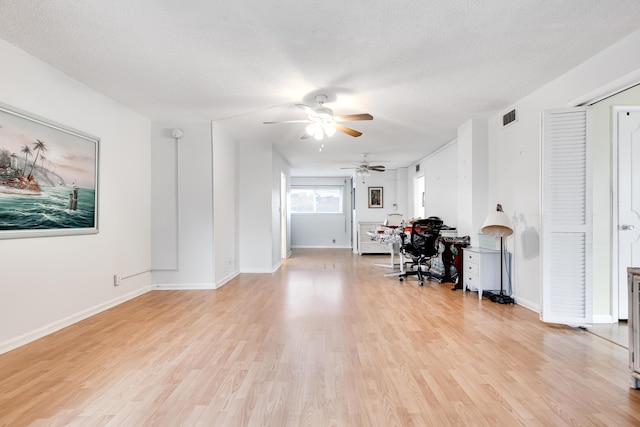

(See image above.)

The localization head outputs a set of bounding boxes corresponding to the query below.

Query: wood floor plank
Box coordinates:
[1,248,640,426]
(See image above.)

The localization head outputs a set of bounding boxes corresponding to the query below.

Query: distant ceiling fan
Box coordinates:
[263,94,373,140]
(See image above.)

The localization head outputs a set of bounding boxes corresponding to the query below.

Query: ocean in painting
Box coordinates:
[0,185,95,230]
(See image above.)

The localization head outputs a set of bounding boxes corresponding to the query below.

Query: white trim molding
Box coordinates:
[0,286,153,355]
[568,68,640,107]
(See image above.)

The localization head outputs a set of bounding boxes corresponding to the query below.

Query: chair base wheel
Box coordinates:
[399,277,404,282]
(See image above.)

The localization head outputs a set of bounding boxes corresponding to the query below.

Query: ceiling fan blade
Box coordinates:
[334,113,373,122]
[263,120,312,124]
[296,104,316,116]
[334,124,362,137]
[369,167,386,172]
[300,133,312,139]
[368,165,385,171]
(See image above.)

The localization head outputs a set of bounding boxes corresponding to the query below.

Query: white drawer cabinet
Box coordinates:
[462,247,511,300]
[358,222,387,254]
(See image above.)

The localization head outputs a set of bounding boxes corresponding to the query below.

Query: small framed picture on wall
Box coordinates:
[368,186,383,208]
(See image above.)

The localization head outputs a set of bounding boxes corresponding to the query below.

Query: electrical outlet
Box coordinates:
[332,239,336,243]
[113,274,122,286]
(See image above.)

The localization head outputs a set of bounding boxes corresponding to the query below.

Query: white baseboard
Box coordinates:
[154,283,217,290]
[215,271,240,289]
[291,245,352,249]
[513,296,540,313]
[0,285,153,355]
[239,267,275,273]
[154,271,242,291]
[592,314,615,323]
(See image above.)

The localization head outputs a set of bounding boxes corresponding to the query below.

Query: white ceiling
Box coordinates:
[1,1,640,176]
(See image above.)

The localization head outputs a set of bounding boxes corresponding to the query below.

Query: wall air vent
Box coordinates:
[416,164,420,173]
[503,109,517,127]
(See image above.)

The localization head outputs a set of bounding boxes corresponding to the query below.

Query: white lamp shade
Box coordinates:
[481,210,513,237]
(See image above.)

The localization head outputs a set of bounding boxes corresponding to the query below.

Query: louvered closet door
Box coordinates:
[541,107,592,325]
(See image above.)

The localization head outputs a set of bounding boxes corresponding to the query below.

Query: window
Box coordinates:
[290,186,343,213]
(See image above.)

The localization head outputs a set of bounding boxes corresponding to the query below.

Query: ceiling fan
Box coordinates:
[342,154,386,175]
[263,94,373,140]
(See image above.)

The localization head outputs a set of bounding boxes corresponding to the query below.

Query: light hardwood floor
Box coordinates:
[1,248,640,426]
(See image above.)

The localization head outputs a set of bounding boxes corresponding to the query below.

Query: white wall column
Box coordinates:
[457,119,488,247]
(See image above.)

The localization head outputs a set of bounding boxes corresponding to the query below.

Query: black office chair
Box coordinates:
[397,217,443,286]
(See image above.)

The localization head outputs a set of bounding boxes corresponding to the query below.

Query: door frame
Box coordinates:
[611,106,640,320]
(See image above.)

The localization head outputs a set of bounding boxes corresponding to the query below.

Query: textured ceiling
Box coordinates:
[1,1,640,175]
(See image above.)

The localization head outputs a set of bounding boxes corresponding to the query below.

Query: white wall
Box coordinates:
[354,169,403,222]
[408,142,458,228]
[457,119,489,247]
[151,122,214,288]
[290,177,352,248]
[150,122,289,283]
[238,141,274,272]
[235,143,290,272]
[0,40,152,353]
[213,122,240,286]
[271,149,290,266]
[486,28,640,312]
[395,167,409,221]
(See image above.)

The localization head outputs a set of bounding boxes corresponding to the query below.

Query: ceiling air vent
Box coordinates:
[503,109,517,127]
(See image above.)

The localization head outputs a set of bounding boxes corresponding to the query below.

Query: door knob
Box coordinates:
[621,224,635,230]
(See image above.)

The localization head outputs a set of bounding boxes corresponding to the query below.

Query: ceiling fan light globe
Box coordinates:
[324,124,336,137]
[305,123,318,136]
[314,128,324,140]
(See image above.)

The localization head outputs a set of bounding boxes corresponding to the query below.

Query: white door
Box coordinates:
[616,108,640,319]
[541,107,592,326]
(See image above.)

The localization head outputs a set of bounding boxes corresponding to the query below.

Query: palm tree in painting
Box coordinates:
[21,145,32,177]
[40,155,46,171]
[28,139,47,179]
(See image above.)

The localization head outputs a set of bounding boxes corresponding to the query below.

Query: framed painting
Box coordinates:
[0,102,99,239]
[368,186,383,208]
